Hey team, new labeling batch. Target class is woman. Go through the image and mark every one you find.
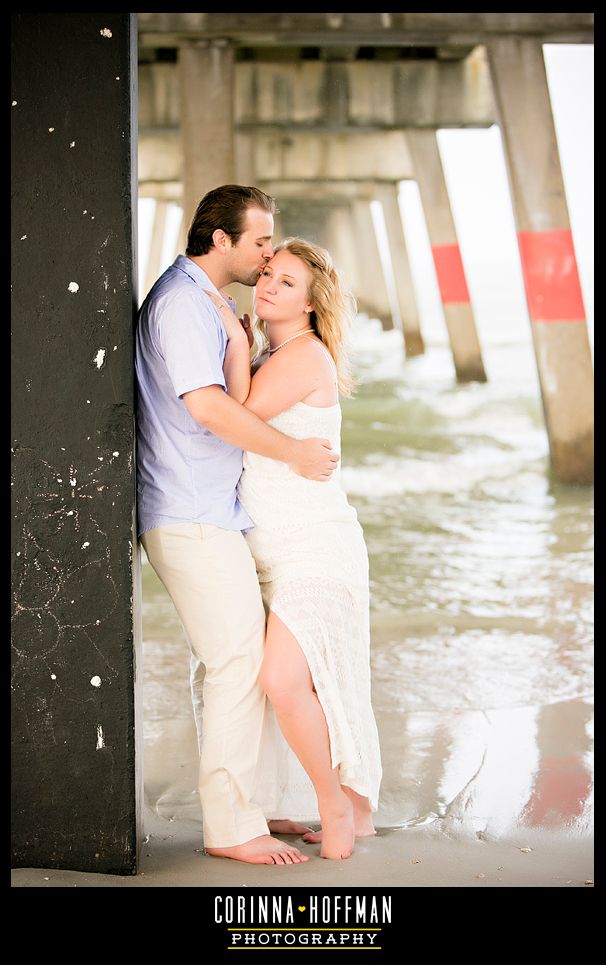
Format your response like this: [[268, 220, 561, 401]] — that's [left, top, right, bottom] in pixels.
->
[[208, 238, 382, 859]]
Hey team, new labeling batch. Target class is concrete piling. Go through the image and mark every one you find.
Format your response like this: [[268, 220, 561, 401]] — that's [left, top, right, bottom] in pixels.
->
[[487, 37, 593, 483], [407, 129, 487, 382]]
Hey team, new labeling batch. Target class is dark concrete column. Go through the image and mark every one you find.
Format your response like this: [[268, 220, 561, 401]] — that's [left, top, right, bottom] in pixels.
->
[[487, 38, 593, 484], [11, 12, 141, 874], [407, 129, 487, 382], [179, 40, 235, 236]]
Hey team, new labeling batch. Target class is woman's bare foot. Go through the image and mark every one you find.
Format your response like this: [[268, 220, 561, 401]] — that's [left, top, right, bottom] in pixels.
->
[[206, 834, 309, 865], [268, 820, 314, 836], [304, 791, 375, 844], [302, 826, 375, 844], [318, 799, 355, 860]]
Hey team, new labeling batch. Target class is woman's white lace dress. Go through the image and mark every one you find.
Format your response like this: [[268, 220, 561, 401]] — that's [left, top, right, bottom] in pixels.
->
[[237, 397, 382, 822]]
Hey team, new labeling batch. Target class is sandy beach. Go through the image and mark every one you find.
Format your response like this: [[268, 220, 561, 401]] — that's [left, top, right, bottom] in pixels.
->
[[11, 696, 593, 889]]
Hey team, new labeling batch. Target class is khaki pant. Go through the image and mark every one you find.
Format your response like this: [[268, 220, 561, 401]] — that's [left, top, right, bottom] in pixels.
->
[[141, 522, 269, 848]]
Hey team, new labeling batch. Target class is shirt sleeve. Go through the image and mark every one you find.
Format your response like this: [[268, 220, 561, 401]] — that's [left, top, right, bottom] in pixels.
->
[[157, 288, 227, 397]]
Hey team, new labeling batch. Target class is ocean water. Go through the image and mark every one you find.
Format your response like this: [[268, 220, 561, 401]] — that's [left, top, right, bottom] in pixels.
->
[[344, 319, 593, 715]]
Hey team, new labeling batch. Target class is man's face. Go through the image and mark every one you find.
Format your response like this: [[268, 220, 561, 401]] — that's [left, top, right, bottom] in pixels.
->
[[227, 207, 274, 286]]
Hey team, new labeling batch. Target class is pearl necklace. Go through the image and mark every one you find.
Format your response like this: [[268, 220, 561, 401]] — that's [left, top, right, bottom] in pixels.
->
[[268, 328, 314, 353]]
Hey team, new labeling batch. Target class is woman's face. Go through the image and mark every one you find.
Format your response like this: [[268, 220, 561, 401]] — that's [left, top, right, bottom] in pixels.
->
[[254, 249, 312, 324]]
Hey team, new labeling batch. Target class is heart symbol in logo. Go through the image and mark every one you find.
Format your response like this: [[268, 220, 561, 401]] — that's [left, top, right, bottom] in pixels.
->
[[298, 905, 306, 912]]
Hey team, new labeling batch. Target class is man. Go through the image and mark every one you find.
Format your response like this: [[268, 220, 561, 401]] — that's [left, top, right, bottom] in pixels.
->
[[135, 185, 338, 865]]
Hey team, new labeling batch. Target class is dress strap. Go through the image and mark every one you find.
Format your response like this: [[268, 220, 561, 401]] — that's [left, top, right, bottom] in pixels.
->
[[304, 337, 338, 387]]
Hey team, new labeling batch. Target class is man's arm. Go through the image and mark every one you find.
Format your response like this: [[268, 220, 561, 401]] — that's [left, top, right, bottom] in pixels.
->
[[182, 385, 339, 480]]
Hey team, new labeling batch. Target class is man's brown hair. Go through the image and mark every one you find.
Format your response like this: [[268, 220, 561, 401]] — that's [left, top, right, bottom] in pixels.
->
[[185, 184, 278, 256]]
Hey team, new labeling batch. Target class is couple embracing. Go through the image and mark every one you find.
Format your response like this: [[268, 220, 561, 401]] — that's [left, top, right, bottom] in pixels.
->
[[135, 184, 382, 865]]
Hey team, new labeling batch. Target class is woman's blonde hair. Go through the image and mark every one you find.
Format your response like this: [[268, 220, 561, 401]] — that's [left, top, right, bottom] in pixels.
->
[[252, 237, 357, 398]]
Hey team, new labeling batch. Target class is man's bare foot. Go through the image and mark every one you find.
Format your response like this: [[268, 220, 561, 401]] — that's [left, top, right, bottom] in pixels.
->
[[319, 800, 355, 860], [206, 834, 310, 865], [268, 820, 314, 836]]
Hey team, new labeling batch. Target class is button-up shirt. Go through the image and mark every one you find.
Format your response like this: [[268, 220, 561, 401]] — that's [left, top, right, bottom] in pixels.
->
[[135, 255, 253, 537]]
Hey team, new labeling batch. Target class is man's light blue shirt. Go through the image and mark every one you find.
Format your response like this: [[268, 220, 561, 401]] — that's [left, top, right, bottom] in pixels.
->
[[135, 255, 253, 537]]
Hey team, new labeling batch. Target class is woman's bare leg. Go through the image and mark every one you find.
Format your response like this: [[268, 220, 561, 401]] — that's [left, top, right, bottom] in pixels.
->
[[262, 611, 355, 860]]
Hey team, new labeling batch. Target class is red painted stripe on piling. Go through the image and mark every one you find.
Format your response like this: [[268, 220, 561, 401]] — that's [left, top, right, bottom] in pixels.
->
[[431, 244, 470, 304], [517, 229, 585, 322]]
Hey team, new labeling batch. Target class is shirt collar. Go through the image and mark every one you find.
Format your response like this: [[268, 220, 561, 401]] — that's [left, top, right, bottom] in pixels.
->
[[173, 254, 221, 296]]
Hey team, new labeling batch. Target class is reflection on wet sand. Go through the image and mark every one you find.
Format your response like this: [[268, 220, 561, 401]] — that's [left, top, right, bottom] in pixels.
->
[[377, 700, 593, 841], [523, 701, 593, 831]]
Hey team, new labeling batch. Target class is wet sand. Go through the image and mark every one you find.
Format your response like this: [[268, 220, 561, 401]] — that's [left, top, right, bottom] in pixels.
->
[[12, 698, 593, 888]]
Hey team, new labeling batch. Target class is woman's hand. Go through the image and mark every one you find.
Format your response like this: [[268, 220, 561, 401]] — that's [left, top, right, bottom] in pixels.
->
[[205, 290, 252, 403], [205, 290, 253, 347], [238, 312, 254, 349]]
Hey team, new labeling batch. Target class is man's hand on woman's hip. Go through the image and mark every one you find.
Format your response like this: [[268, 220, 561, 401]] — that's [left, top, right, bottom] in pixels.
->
[[287, 437, 340, 481]]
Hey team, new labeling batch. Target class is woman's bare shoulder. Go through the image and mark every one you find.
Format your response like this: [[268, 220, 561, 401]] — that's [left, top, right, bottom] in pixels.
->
[[268, 337, 335, 394]]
